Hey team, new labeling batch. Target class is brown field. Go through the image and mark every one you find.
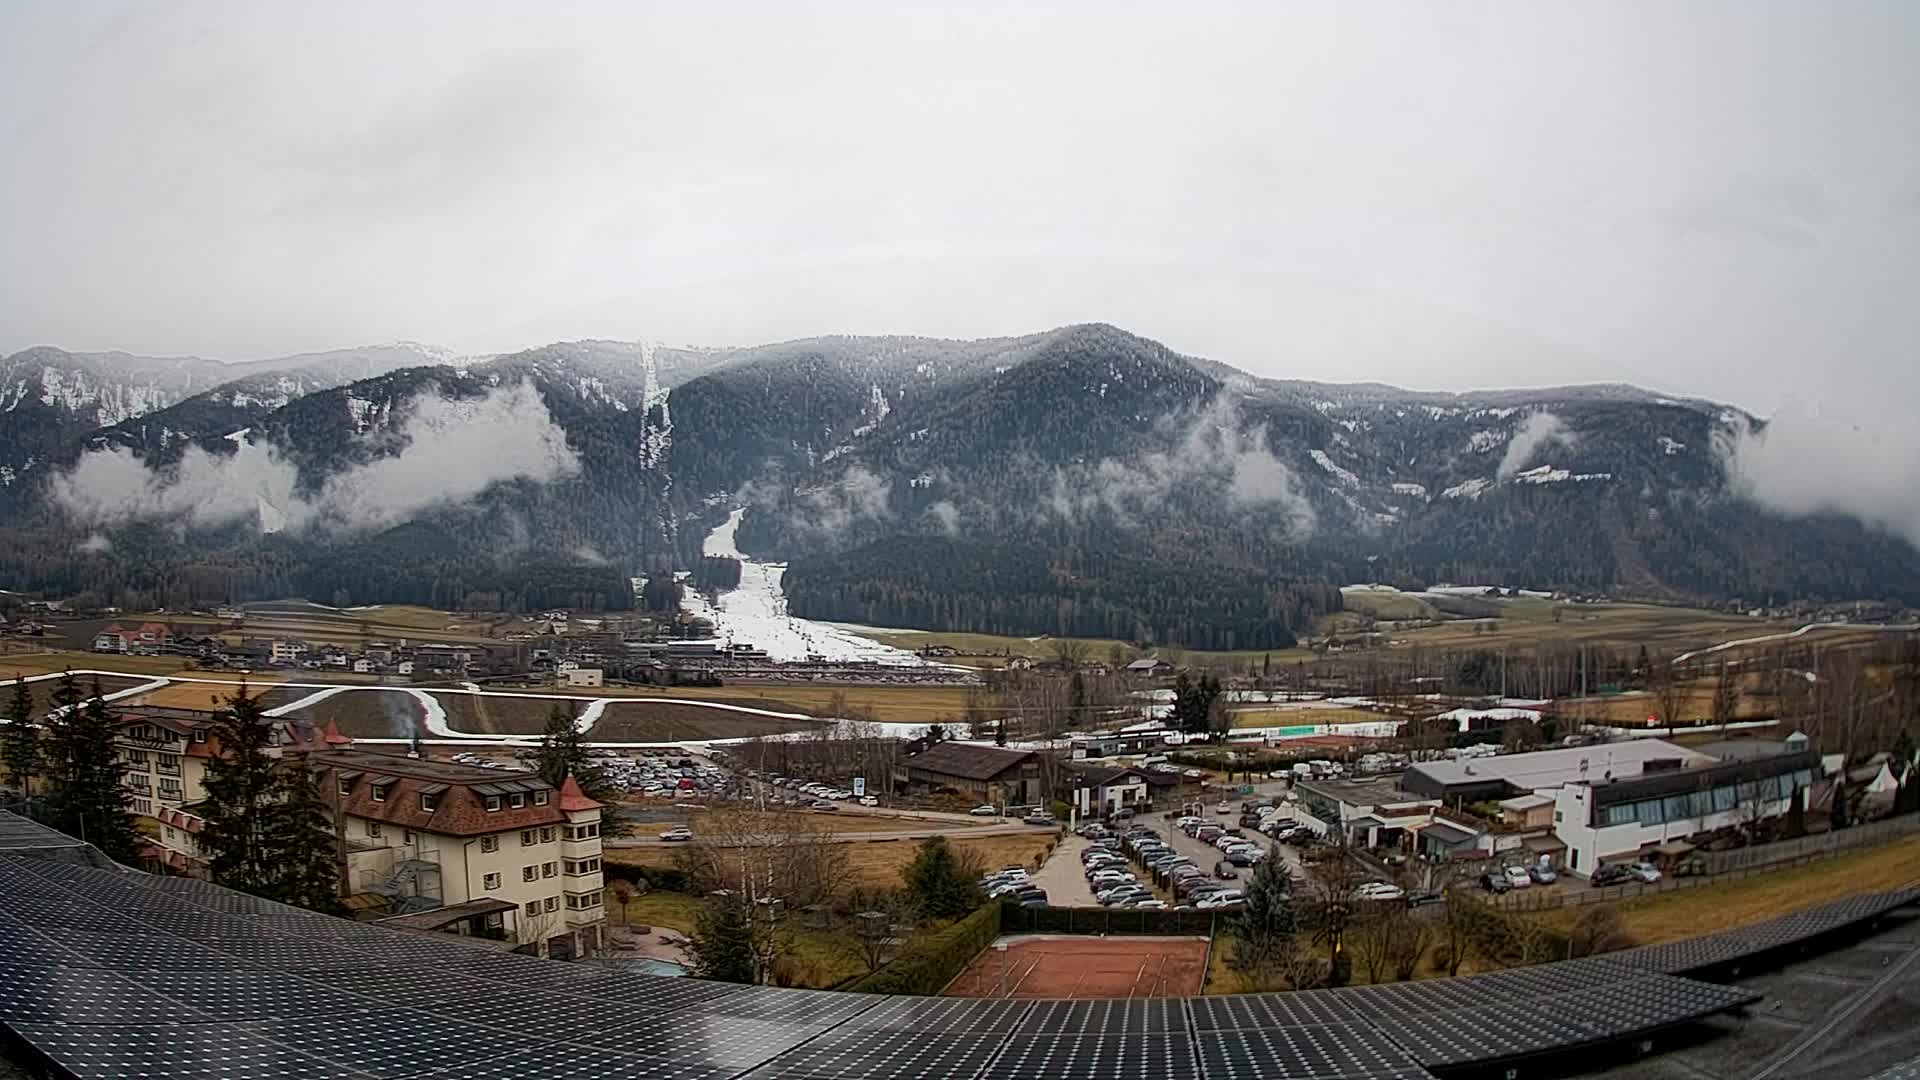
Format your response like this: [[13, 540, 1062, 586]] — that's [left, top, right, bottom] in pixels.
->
[[1230, 706, 1396, 729], [124, 677, 288, 710], [490, 683, 980, 725], [283, 690, 430, 740], [587, 701, 827, 743], [947, 936, 1209, 999], [430, 693, 562, 736], [5, 675, 151, 718], [1389, 600, 1786, 654]]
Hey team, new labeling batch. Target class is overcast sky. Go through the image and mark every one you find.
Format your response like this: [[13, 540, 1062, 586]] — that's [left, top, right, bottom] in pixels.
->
[[2, 2, 1915, 415]]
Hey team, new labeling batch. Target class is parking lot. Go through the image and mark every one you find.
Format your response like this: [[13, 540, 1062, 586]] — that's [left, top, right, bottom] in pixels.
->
[[1031, 836, 1101, 906]]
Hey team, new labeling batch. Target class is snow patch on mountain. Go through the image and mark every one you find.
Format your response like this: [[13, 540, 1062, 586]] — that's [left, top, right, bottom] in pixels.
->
[[1391, 482, 1429, 498], [1442, 477, 1493, 500], [1309, 449, 1360, 487], [1658, 436, 1686, 456]]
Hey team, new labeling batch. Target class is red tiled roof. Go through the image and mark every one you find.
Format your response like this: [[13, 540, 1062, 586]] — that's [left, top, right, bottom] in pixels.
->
[[556, 775, 601, 812], [318, 754, 566, 837]]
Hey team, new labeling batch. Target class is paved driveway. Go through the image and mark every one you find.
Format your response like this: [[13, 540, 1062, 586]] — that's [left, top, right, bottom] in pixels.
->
[[1031, 836, 1100, 906]]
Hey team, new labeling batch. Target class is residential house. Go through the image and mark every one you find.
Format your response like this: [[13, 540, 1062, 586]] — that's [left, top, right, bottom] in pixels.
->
[[1069, 766, 1152, 818], [894, 743, 1047, 807], [353, 659, 376, 674], [1294, 776, 1442, 851], [560, 667, 604, 689], [270, 639, 309, 664], [1125, 657, 1174, 677], [92, 624, 130, 653]]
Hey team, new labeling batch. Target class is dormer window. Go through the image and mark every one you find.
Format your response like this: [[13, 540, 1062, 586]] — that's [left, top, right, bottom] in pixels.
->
[[533, 791, 549, 807], [193, 730, 208, 743], [371, 778, 395, 803], [484, 795, 501, 812], [420, 793, 439, 812], [338, 779, 353, 796], [509, 793, 525, 809]]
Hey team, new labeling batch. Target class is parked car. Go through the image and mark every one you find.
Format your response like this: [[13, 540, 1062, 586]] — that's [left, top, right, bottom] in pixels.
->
[[1405, 889, 1445, 908], [1590, 864, 1633, 887], [1214, 861, 1238, 880], [1503, 865, 1532, 889], [969, 805, 999, 817], [658, 826, 693, 842], [809, 799, 838, 811], [1195, 891, 1245, 909], [1355, 882, 1406, 902], [1214, 802, 1233, 815], [1480, 872, 1512, 894], [1528, 864, 1557, 884], [1625, 862, 1663, 883], [858, 796, 879, 807], [1022, 813, 1056, 827]]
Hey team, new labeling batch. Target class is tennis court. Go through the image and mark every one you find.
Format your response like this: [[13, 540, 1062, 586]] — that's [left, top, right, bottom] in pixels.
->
[[943, 935, 1208, 999]]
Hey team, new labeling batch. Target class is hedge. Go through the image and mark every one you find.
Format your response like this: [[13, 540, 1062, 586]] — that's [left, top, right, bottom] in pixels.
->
[[844, 903, 1002, 995], [604, 861, 690, 894], [1000, 902, 1217, 937]]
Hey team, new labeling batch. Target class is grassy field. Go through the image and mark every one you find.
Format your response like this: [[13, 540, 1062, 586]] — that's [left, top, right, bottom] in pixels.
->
[[610, 890, 878, 988], [0, 650, 191, 678], [1339, 589, 1442, 621], [612, 831, 1057, 892], [1388, 600, 1781, 654], [1528, 835, 1920, 943], [125, 677, 288, 709]]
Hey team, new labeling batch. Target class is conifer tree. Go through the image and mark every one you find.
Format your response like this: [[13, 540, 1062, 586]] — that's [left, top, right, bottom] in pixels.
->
[[526, 703, 626, 835], [37, 672, 82, 788], [199, 689, 285, 895], [1, 676, 39, 798], [687, 894, 758, 983], [60, 683, 136, 861], [267, 761, 345, 914]]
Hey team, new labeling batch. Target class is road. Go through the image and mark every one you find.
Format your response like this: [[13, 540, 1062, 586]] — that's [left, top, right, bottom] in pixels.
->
[[1032, 836, 1100, 905], [609, 819, 1049, 848]]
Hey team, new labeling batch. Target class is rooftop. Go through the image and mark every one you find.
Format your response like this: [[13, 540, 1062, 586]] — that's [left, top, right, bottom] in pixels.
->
[[900, 741, 1038, 781], [1297, 774, 1435, 810], [1407, 739, 1714, 794]]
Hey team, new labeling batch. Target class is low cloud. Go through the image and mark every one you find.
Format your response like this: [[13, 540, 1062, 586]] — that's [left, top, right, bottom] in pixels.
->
[[785, 465, 895, 540], [1720, 405, 1920, 548], [570, 544, 609, 565], [1498, 411, 1576, 479], [1051, 396, 1316, 536], [52, 380, 579, 534], [75, 533, 112, 554], [927, 500, 961, 536]]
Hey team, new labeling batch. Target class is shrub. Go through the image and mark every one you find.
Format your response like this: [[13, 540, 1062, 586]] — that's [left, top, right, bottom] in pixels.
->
[[845, 903, 1002, 995]]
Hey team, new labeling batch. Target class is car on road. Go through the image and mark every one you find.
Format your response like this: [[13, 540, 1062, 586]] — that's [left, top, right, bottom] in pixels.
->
[[1214, 802, 1232, 815], [1479, 871, 1511, 894], [1195, 890, 1245, 909], [1503, 865, 1532, 889], [1528, 864, 1557, 884], [658, 827, 693, 842], [809, 799, 838, 811], [1355, 882, 1406, 902], [1625, 862, 1663, 883], [1023, 813, 1056, 827], [970, 805, 999, 817], [858, 796, 878, 807]]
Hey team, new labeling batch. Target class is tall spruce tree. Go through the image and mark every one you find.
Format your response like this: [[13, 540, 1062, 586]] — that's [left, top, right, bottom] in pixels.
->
[[60, 684, 137, 860], [267, 761, 345, 914], [687, 895, 758, 983], [527, 703, 627, 835], [199, 690, 286, 895], [1, 675, 39, 798], [37, 672, 83, 790]]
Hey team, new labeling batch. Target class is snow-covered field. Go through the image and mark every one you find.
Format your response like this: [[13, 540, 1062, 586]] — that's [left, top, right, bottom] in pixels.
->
[[686, 510, 929, 666]]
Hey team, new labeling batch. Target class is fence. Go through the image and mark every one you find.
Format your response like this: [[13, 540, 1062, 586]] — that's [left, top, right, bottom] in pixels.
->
[[999, 901, 1218, 937], [1487, 813, 1920, 914]]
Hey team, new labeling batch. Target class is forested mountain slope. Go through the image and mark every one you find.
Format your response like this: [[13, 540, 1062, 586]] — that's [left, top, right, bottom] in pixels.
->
[[2, 323, 1915, 636]]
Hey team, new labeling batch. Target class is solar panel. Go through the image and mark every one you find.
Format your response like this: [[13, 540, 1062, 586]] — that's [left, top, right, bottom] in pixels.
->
[[266, 1011, 546, 1077], [1015, 998, 1185, 1035], [420, 989, 647, 1043], [836, 995, 1033, 1034], [984, 1032, 1198, 1080], [4, 1021, 364, 1079], [410, 1042, 730, 1080], [570, 1013, 827, 1074], [1197, 1023, 1431, 1080], [738, 1030, 1011, 1079], [1187, 990, 1362, 1031], [692, 986, 885, 1026], [0, 963, 210, 1025], [33, 927, 242, 970], [131, 969, 388, 1021]]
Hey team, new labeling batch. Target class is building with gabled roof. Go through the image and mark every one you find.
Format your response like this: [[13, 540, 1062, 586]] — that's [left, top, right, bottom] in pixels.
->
[[894, 742, 1047, 806]]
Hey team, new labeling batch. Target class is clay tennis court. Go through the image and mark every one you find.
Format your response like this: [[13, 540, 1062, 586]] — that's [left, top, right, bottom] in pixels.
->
[[944, 936, 1208, 999]]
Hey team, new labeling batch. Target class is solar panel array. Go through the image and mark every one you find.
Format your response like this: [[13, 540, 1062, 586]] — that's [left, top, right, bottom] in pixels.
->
[[1612, 886, 1920, 975], [7, 824, 1896, 1080]]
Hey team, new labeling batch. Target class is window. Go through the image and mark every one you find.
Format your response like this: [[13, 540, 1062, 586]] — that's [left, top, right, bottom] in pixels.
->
[[420, 793, 439, 813], [566, 892, 604, 910], [367, 822, 383, 838], [1662, 795, 1690, 822], [158, 779, 182, 798], [480, 836, 499, 853], [130, 799, 151, 816], [485, 913, 503, 930], [483, 873, 501, 890], [338, 778, 353, 796], [164, 827, 175, 842], [541, 861, 557, 879], [543, 896, 559, 913], [565, 858, 601, 875], [509, 793, 525, 809], [520, 830, 536, 847], [1553, 810, 1563, 823], [565, 823, 601, 841], [193, 730, 208, 743], [522, 865, 537, 882], [525, 901, 539, 917], [403, 829, 416, 844], [1712, 785, 1736, 813], [484, 795, 501, 812], [372, 783, 389, 803], [533, 791, 549, 807], [539, 827, 555, 843], [124, 750, 148, 767]]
